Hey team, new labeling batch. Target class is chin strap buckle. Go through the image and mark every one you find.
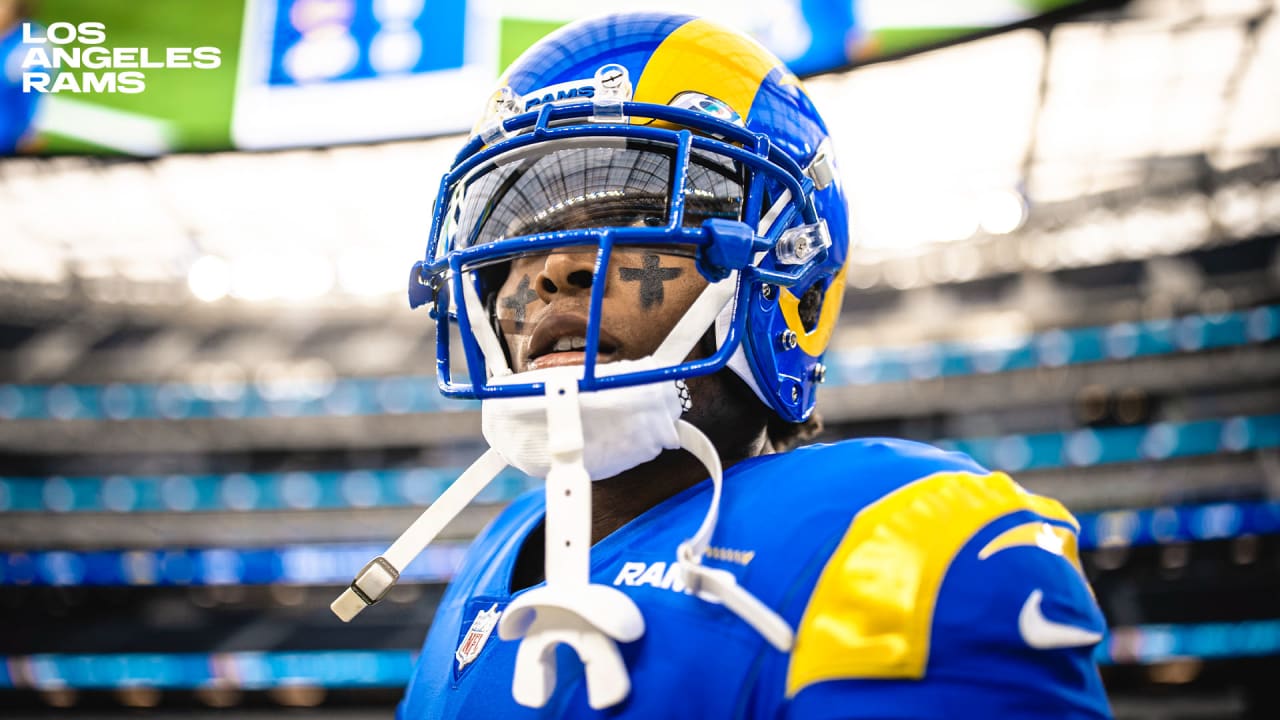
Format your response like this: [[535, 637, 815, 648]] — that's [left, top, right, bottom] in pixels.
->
[[331, 556, 399, 622], [331, 448, 508, 623]]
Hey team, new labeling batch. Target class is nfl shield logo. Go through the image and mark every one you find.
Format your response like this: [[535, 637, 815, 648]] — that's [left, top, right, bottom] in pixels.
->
[[455, 603, 502, 669]]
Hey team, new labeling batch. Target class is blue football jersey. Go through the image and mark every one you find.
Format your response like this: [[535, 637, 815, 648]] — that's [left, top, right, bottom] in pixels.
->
[[399, 438, 1112, 719]]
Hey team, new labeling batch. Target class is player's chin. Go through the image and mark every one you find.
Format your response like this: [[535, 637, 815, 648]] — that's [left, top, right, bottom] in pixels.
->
[[525, 351, 619, 371]]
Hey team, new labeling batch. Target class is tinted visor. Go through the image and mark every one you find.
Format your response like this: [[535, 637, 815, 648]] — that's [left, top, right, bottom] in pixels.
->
[[442, 138, 745, 252]]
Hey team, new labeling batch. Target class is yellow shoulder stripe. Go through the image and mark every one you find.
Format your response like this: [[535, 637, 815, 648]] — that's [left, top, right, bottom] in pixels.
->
[[786, 471, 1078, 697]]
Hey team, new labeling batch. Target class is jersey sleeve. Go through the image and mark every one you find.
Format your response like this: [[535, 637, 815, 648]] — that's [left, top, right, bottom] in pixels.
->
[[783, 470, 1112, 720]]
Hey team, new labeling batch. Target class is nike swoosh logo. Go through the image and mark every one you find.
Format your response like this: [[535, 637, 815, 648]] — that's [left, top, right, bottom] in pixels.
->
[[1018, 589, 1103, 649]]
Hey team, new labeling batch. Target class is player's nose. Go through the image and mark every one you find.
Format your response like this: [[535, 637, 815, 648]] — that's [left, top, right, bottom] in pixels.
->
[[535, 251, 597, 303]]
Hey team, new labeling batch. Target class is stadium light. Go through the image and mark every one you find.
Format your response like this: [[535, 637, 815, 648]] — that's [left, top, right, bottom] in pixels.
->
[[978, 188, 1028, 235], [187, 255, 231, 302]]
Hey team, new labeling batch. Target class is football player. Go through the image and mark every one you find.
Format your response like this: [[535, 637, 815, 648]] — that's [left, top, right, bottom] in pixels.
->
[[334, 12, 1113, 718]]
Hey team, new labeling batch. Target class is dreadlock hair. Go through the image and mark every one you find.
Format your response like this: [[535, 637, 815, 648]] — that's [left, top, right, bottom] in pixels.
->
[[767, 411, 823, 452]]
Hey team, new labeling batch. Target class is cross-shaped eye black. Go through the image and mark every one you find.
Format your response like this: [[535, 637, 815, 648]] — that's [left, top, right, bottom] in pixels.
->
[[499, 275, 539, 327], [619, 254, 683, 310]]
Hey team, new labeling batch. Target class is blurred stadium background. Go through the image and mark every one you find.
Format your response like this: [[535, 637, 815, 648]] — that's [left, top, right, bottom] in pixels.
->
[[2, 0, 1279, 717]]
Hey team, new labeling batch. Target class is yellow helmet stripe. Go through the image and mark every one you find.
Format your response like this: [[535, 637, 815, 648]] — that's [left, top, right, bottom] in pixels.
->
[[634, 18, 777, 117], [777, 264, 847, 357]]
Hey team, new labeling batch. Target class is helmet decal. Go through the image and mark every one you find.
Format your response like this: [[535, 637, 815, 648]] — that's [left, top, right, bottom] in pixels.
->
[[632, 17, 776, 115]]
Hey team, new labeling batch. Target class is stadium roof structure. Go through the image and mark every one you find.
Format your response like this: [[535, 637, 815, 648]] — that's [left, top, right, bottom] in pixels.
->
[[0, 0, 1275, 307], [0, 0, 1275, 393]]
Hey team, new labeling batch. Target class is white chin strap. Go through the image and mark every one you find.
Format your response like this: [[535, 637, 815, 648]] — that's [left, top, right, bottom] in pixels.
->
[[331, 274, 793, 710], [673, 420, 795, 653]]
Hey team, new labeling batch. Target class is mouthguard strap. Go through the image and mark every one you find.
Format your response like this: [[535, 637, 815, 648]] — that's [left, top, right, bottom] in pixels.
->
[[541, 370, 592, 584], [500, 370, 646, 710]]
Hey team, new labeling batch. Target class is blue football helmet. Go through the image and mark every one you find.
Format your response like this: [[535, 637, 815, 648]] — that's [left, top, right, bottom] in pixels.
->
[[410, 12, 849, 423]]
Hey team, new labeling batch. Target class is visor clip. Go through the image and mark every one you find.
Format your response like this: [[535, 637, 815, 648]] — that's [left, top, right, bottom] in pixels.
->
[[775, 220, 831, 265], [590, 64, 632, 123], [479, 86, 521, 144]]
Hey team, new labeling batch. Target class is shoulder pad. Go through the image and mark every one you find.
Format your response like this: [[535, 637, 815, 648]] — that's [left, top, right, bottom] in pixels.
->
[[786, 470, 1081, 696]]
